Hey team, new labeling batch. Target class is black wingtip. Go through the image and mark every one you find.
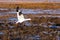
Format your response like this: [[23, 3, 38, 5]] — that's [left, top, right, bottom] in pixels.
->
[[19, 11, 22, 15], [16, 6, 19, 12]]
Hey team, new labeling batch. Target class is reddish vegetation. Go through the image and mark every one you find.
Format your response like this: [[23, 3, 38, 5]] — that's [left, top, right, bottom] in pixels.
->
[[0, 3, 60, 9]]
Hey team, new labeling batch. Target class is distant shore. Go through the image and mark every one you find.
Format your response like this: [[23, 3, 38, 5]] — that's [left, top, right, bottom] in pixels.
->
[[0, 3, 60, 9]]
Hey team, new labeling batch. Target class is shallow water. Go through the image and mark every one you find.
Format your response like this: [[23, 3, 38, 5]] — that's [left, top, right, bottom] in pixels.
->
[[9, 9, 60, 14], [0, 8, 60, 15]]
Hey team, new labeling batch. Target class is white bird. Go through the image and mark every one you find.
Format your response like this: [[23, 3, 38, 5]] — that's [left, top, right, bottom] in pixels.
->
[[16, 7, 31, 23]]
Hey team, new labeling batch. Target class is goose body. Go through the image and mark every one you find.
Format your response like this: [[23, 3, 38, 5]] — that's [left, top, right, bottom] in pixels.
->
[[16, 7, 31, 23]]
